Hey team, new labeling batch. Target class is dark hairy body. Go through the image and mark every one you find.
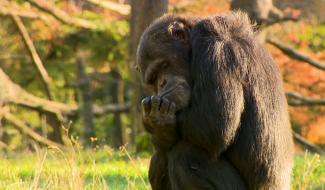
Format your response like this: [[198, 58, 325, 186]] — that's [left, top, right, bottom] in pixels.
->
[[136, 11, 293, 190]]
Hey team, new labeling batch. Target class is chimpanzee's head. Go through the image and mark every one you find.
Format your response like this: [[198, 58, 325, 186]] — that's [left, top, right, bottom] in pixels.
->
[[136, 15, 196, 111]]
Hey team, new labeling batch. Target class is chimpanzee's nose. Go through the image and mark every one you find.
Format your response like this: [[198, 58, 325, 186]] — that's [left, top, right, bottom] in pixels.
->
[[159, 79, 167, 89]]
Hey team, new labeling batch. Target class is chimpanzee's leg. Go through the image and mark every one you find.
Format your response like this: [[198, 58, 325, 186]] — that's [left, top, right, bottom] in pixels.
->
[[149, 151, 172, 190], [168, 142, 247, 190]]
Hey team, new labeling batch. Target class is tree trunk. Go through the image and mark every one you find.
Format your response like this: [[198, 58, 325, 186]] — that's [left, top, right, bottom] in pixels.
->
[[0, 103, 4, 143], [110, 69, 127, 148], [231, 0, 283, 24], [45, 112, 63, 143], [129, 0, 168, 147], [117, 74, 128, 146], [77, 57, 95, 145]]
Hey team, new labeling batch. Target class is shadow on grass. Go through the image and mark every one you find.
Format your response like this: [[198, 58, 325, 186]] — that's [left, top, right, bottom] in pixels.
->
[[84, 174, 148, 189]]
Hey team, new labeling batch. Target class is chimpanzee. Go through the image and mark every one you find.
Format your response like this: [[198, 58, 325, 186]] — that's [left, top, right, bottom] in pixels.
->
[[136, 11, 293, 190]]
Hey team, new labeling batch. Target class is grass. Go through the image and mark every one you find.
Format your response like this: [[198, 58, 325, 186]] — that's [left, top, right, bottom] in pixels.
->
[[0, 146, 324, 190], [0, 146, 150, 190], [292, 153, 325, 190]]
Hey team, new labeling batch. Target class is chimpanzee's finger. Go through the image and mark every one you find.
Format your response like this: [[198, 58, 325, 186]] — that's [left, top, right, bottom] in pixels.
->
[[160, 97, 170, 114], [150, 96, 161, 114], [141, 97, 151, 115]]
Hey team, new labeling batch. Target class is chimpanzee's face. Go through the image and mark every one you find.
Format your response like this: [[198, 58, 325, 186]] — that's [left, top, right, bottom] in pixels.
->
[[136, 16, 193, 111]]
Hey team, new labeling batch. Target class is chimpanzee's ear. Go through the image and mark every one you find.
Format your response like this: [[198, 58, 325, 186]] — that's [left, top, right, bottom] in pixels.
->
[[168, 21, 190, 41]]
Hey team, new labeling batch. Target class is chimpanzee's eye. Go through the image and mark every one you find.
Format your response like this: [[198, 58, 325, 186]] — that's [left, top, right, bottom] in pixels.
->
[[162, 62, 169, 69], [148, 74, 157, 85]]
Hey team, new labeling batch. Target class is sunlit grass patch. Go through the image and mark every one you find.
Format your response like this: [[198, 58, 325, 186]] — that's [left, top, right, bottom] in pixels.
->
[[292, 153, 325, 190], [0, 146, 150, 190], [0, 148, 324, 190]]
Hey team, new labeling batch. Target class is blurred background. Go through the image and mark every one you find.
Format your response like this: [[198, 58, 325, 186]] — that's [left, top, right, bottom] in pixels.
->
[[0, 0, 324, 189]]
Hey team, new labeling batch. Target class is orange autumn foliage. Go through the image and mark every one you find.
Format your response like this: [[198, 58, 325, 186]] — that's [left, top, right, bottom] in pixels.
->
[[306, 117, 325, 144], [31, 0, 325, 145], [268, 42, 325, 145]]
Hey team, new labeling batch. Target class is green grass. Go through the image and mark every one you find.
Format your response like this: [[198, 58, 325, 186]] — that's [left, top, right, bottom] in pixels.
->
[[0, 147, 324, 190], [0, 146, 150, 190], [292, 153, 325, 190]]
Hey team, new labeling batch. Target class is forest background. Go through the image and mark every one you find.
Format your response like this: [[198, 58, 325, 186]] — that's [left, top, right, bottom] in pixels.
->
[[0, 0, 324, 189]]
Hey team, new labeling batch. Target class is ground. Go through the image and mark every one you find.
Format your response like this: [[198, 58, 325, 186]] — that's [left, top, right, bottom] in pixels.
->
[[0, 147, 324, 190]]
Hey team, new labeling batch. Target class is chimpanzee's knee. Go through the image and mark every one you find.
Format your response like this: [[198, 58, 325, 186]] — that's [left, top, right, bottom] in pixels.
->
[[167, 142, 247, 190]]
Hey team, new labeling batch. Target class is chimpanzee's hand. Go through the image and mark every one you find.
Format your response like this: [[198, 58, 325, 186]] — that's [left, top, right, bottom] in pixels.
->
[[141, 96, 178, 151], [141, 96, 176, 129]]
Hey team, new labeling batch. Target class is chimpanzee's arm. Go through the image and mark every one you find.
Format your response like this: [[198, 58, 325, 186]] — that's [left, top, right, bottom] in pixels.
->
[[178, 19, 244, 156]]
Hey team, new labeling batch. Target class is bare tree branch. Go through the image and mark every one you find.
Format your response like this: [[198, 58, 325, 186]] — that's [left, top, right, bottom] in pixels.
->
[[86, 0, 130, 15], [11, 14, 53, 99], [4, 112, 64, 149], [262, 15, 299, 27], [93, 103, 130, 116], [293, 131, 324, 154], [26, 0, 97, 29], [287, 91, 325, 106], [267, 37, 325, 71], [0, 141, 9, 150], [0, 0, 39, 18], [0, 67, 74, 117], [0, 0, 54, 28], [0, 68, 129, 116]]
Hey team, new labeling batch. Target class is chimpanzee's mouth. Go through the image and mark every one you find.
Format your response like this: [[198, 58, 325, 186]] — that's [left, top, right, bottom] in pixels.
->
[[158, 83, 180, 98]]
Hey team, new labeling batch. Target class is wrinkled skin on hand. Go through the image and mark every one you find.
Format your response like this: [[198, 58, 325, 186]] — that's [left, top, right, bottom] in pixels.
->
[[141, 96, 177, 151], [142, 96, 176, 128]]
